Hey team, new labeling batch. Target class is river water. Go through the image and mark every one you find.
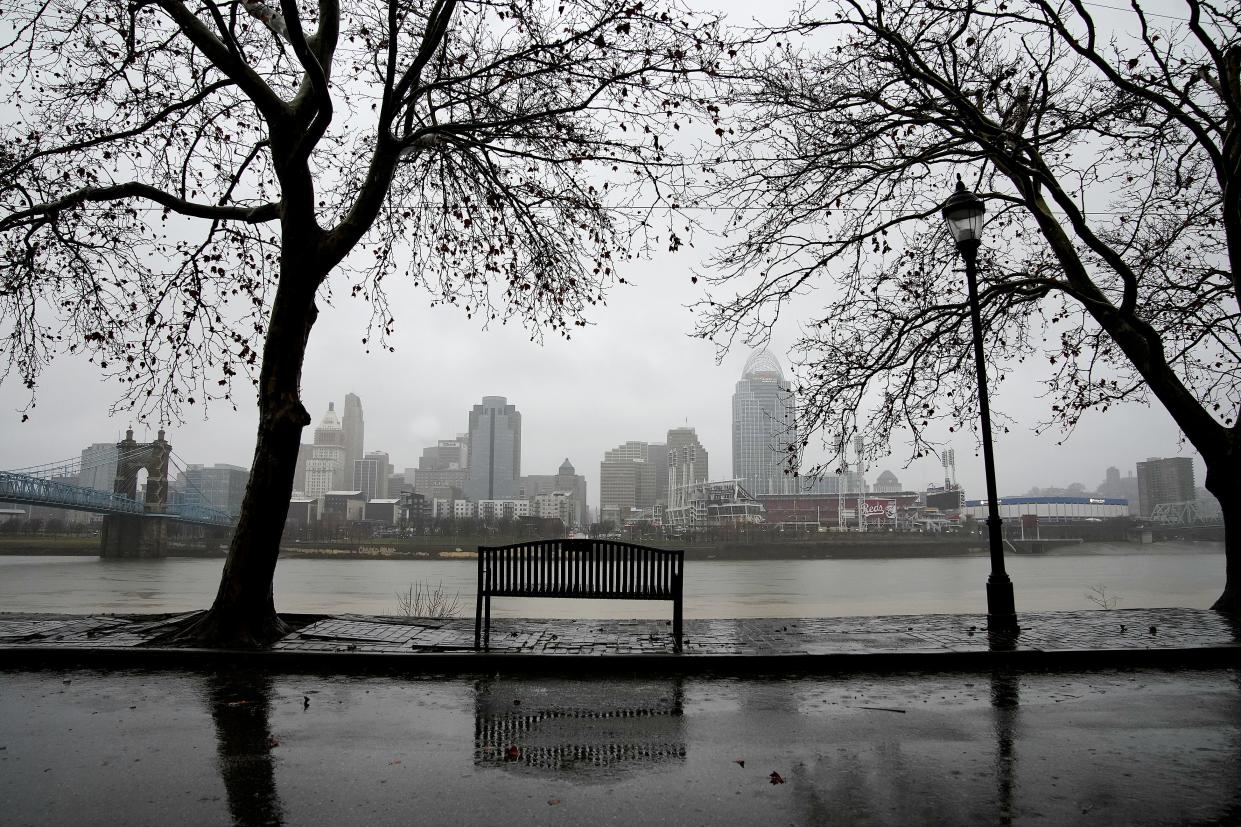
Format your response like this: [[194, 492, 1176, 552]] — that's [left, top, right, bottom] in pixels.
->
[[0, 541, 1225, 618]]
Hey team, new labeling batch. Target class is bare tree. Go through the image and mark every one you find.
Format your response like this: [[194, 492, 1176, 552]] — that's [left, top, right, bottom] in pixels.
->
[[0, 0, 722, 644], [697, 0, 1241, 610]]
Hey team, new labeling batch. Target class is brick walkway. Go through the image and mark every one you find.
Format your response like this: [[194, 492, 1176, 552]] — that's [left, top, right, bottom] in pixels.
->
[[1, 607, 1238, 664]]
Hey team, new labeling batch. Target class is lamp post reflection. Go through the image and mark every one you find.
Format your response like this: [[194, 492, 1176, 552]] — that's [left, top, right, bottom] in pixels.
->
[[990, 667, 1020, 826]]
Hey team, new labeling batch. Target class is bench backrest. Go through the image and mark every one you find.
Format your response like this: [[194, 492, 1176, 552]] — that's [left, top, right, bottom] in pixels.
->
[[478, 539, 683, 599]]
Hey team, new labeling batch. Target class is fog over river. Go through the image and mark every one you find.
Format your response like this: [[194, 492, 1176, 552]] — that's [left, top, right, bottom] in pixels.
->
[[0, 541, 1224, 617]]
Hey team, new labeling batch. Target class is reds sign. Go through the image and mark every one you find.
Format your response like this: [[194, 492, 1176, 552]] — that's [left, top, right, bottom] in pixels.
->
[[863, 499, 896, 519]]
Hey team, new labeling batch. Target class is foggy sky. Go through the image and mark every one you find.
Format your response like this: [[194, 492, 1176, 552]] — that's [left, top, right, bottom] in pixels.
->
[[0, 1, 1208, 509], [0, 236, 1202, 510]]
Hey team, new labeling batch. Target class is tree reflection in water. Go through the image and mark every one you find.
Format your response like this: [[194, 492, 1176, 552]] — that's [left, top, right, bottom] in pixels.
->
[[206, 669, 284, 826]]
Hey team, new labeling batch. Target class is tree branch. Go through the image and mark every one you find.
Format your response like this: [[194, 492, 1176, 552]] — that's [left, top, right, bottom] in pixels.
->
[[1, 183, 279, 230]]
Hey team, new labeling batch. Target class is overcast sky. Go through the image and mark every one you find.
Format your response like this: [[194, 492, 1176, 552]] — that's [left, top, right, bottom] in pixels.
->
[[0, 0, 1209, 509], [0, 231, 1202, 510]]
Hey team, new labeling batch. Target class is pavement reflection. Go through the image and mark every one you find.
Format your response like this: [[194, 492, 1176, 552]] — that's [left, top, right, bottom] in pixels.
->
[[991, 668, 1019, 826], [3, 666, 1241, 825], [472, 676, 687, 780], [206, 669, 284, 826]]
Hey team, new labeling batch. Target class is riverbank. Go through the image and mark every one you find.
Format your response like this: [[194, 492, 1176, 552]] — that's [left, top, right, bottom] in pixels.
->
[[0, 536, 98, 555], [0, 533, 1197, 560], [277, 534, 1020, 561], [0, 534, 998, 560]]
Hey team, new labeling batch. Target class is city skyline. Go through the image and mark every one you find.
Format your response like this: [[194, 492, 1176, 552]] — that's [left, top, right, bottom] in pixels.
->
[[0, 250, 1205, 512]]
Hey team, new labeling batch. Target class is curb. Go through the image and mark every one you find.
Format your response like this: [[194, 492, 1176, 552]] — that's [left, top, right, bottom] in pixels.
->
[[2, 643, 1238, 676]]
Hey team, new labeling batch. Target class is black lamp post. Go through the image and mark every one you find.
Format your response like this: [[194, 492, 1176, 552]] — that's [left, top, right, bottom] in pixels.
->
[[942, 178, 1019, 635]]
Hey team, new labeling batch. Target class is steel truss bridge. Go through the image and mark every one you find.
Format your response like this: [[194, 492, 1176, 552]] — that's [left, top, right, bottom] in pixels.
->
[[1, 441, 233, 528], [0, 471, 231, 526], [1149, 500, 1224, 528]]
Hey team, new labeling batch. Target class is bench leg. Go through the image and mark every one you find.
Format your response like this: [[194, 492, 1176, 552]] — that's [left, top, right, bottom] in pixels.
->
[[673, 595, 683, 652], [484, 595, 492, 650], [475, 591, 483, 650]]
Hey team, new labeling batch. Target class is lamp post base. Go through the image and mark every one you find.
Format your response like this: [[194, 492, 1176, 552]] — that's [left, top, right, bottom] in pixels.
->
[[986, 577, 1019, 634]]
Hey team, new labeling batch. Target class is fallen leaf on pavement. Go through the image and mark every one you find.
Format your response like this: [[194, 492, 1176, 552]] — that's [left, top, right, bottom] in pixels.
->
[[770, 771, 785, 785], [734, 759, 745, 768]]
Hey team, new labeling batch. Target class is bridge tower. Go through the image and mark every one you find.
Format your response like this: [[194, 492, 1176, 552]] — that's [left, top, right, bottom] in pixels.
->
[[100, 429, 172, 558]]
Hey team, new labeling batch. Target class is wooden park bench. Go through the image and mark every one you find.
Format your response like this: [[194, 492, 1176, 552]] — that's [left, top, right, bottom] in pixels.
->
[[474, 538, 684, 651]]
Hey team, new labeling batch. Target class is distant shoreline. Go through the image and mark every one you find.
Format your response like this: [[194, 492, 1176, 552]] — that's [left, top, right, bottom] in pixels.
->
[[0, 536, 1224, 561]]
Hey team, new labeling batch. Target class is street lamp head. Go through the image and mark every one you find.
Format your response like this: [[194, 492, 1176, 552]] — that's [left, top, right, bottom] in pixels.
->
[[942, 177, 986, 248]]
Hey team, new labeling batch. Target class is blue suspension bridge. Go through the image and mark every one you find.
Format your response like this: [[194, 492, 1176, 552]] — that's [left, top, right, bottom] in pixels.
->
[[1, 430, 234, 557]]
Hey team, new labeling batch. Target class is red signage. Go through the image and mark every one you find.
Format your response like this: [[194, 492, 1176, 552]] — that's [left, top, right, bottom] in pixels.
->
[[863, 499, 896, 519]]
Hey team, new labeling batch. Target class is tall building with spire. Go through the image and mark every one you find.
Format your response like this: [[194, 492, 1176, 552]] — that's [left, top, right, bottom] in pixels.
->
[[732, 348, 798, 495], [305, 402, 347, 497], [465, 396, 521, 501], [342, 393, 365, 480]]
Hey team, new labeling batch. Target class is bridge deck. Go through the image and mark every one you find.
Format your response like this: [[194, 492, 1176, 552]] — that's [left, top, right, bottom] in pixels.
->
[[0, 471, 231, 526]]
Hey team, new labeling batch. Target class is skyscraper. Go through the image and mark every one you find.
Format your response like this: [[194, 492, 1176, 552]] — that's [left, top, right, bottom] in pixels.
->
[[555, 458, 588, 527], [183, 464, 250, 516], [418, 438, 467, 471], [1136, 457, 1195, 517], [342, 393, 365, 478], [666, 428, 707, 483], [355, 450, 393, 500], [517, 459, 589, 528], [600, 441, 657, 521], [305, 402, 347, 497], [78, 443, 119, 492], [732, 348, 798, 495], [465, 396, 521, 501], [873, 470, 902, 493], [648, 442, 669, 504]]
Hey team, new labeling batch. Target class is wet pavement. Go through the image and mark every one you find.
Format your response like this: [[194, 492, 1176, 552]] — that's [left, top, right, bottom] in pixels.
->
[[1, 666, 1239, 825], [2, 609, 1240, 824], [0, 608, 1238, 671]]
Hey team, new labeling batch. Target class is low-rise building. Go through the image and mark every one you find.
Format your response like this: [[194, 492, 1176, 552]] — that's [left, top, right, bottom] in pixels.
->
[[322, 491, 366, 522], [532, 492, 578, 527], [400, 491, 429, 526], [962, 496, 1129, 523], [431, 498, 476, 519], [364, 498, 401, 525], [478, 499, 532, 521], [287, 497, 318, 526]]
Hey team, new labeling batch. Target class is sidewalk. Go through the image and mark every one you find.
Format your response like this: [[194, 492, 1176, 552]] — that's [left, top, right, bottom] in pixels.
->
[[2, 607, 1238, 671]]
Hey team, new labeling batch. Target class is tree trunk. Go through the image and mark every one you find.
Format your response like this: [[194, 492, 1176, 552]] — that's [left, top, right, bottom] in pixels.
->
[[1208, 452, 1241, 615], [176, 259, 322, 647]]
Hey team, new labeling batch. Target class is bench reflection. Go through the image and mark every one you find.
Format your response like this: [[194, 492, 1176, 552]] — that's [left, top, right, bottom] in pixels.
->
[[473, 677, 687, 776]]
